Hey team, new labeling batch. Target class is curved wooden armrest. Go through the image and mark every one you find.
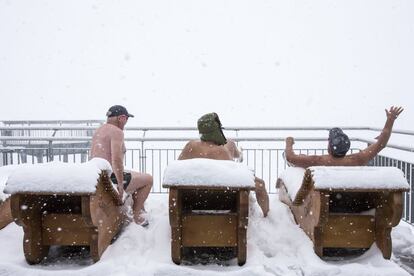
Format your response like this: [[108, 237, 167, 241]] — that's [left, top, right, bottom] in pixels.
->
[[292, 169, 314, 205], [99, 171, 123, 206]]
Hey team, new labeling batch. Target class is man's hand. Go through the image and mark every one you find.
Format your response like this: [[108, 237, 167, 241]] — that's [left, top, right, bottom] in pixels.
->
[[386, 106, 403, 121], [286, 137, 295, 147]]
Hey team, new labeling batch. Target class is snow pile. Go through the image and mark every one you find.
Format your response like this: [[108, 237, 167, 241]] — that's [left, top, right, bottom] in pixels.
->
[[3, 158, 112, 195], [0, 194, 410, 275], [163, 159, 255, 188], [278, 167, 306, 200], [311, 166, 410, 190]]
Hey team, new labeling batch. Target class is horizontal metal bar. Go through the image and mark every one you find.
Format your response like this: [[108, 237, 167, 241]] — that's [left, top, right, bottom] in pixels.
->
[[0, 136, 329, 142], [0, 126, 372, 131], [367, 127, 414, 136], [1, 126, 413, 136], [1, 135, 412, 151], [353, 138, 414, 152], [1, 120, 104, 125]]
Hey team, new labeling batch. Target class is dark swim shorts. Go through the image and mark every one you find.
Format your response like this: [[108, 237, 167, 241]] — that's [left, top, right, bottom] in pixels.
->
[[110, 172, 132, 190]]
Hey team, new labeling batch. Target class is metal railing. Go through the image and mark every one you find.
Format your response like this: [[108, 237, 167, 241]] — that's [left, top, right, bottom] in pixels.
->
[[0, 122, 413, 223]]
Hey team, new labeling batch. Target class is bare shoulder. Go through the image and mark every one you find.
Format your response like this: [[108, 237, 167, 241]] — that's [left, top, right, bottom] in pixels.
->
[[179, 140, 199, 160], [183, 140, 200, 149], [103, 124, 124, 139]]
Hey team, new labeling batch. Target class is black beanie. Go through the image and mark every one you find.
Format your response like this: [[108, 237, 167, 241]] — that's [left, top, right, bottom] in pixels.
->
[[328, 128, 350, 157]]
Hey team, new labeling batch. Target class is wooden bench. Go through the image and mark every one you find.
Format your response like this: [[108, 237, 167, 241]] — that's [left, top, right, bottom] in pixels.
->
[[4, 159, 125, 264], [0, 164, 19, 230], [276, 166, 409, 259], [163, 159, 255, 265], [0, 198, 12, 230]]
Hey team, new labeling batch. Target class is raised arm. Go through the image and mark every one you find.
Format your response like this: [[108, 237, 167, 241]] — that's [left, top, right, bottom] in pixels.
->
[[111, 130, 125, 199], [357, 106, 403, 164], [284, 137, 324, 168]]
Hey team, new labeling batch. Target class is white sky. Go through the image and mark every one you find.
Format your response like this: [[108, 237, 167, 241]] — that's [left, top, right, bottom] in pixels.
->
[[0, 0, 413, 129]]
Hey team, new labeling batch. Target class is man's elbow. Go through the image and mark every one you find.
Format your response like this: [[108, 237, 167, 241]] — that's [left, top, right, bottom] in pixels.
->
[[285, 151, 294, 163]]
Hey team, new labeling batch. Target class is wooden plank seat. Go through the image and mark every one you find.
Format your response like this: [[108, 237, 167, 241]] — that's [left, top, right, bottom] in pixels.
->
[[163, 159, 255, 266], [3, 158, 125, 264], [276, 166, 410, 259]]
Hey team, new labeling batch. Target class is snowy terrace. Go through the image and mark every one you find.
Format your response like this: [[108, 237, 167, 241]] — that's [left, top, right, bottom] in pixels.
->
[[1, 120, 414, 223], [1, 120, 414, 275]]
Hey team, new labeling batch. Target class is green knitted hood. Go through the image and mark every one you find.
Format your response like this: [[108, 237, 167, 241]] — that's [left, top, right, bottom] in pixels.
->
[[197, 113, 227, 146]]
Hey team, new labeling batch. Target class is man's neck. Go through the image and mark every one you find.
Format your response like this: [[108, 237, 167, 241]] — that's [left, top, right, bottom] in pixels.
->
[[200, 140, 220, 147], [107, 121, 122, 130]]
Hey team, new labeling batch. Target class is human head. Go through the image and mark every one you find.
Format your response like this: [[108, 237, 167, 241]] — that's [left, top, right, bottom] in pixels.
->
[[197, 112, 227, 145], [328, 127, 350, 157], [106, 105, 134, 130]]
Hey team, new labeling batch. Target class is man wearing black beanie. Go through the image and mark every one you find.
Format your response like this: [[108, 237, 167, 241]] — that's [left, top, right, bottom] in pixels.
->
[[284, 106, 403, 168]]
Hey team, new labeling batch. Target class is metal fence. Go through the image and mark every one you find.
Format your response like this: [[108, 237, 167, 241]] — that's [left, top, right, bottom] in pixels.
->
[[1, 122, 413, 223]]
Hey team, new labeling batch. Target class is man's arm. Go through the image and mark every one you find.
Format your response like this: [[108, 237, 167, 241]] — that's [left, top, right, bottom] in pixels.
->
[[111, 130, 125, 200], [284, 137, 324, 168], [224, 139, 241, 161], [357, 106, 403, 164]]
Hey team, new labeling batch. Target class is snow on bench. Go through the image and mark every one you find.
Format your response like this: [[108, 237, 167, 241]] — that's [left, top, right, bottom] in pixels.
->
[[278, 167, 305, 201], [310, 166, 409, 190], [279, 166, 409, 200], [163, 158, 255, 189], [3, 158, 112, 195], [0, 164, 22, 202]]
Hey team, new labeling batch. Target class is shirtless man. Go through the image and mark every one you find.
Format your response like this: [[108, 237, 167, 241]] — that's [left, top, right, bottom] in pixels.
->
[[90, 105, 153, 226], [285, 106, 404, 168], [179, 112, 269, 217]]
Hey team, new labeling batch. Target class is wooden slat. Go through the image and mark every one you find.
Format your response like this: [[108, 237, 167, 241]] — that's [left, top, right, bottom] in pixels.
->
[[42, 214, 94, 246], [182, 214, 238, 247], [322, 214, 375, 248], [163, 184, 255, 190], [0, 198, 13, 230], [42, 214, 91, 229]]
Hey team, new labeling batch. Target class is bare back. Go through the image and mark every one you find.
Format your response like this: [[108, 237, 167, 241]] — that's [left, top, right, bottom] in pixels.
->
[[90, 124, 125, 163], [178, 140, 233, 160], [287, 152, 366, 168]]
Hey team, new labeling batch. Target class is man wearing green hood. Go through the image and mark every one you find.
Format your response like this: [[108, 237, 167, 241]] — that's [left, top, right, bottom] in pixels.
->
[[179, 112, 269, 217]]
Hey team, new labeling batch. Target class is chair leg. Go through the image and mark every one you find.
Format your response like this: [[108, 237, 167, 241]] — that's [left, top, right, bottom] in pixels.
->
[[376, 227, 392, 259], [23, 223, 49, 264], [237, 228, 247, 265], [171, 227, 182, 264]]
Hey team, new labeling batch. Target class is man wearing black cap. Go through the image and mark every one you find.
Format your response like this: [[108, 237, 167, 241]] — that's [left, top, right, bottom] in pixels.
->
[[90, 105, 153, 226], [284, 106, 404, 168], [178, 112, 269, 217]]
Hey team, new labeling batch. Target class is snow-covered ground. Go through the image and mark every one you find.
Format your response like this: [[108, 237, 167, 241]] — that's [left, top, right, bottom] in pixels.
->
[[0, 193, 413, 276]]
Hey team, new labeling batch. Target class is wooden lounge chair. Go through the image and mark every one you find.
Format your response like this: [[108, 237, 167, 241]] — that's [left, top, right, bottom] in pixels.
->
[[276, 166, 409, 259], [4, 159, 125, 264], [0, 198, 13, 229], [163, 159, 255, 266], [0, 164, 19, 230]]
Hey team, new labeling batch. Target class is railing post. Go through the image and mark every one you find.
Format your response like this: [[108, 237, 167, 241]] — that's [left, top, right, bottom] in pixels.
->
[[48, 140, 54, 162], [140, 130, 147, 174], [366, 142, 376, 166]]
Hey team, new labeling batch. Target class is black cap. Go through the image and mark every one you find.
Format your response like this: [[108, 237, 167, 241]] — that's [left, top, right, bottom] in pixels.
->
[[328, 128, 350, 157], [106, 105, 134, 118]]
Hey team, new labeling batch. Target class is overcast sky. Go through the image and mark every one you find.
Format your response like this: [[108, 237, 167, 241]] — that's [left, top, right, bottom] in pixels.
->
[[0, 0, 413, 129]]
